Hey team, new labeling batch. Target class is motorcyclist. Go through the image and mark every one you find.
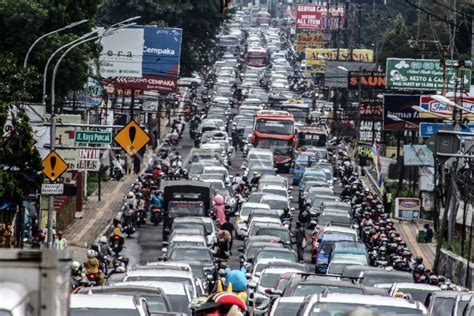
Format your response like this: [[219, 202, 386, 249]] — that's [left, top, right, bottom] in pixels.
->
[[84, 250, 104, 285], [214, 229, 232, 259], [250, 172, 261, 188], [99, 236, 113, 258], [280, 207, 292, 227], [298, 204, 311, 227], [112, 154, 124, 180], [150, 190, 164, 209]]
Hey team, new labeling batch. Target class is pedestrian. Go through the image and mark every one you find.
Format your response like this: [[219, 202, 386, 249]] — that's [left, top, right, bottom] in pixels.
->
[[53, 230, 68, 250], [298, 204, 311, 228], [424, 224, 434, 243], [214, 194, 226, 227], [294, 222, 306, 262], [133, 155, 141, 175], [220, 214, 234, 251]]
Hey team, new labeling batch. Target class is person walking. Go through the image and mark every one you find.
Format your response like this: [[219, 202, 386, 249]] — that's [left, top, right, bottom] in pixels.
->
[[53, 230, 68, 250], [424, 224, 434, 243], [294, 222, 306, 262], [214, 194, 226, 227]]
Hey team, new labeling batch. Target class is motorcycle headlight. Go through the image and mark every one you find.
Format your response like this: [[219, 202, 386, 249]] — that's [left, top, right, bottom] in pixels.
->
[[229, 198, 236, 206]]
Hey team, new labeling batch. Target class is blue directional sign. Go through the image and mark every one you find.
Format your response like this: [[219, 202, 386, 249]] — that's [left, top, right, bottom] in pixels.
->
[[419, 123, 474, 137]]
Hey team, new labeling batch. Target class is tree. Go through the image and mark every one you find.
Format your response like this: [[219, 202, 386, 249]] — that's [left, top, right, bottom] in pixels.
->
[[381, 14, 417, 62], [0, 0, 101, 104], [97, 0, 225, 76], [0, 54, 43, 206]]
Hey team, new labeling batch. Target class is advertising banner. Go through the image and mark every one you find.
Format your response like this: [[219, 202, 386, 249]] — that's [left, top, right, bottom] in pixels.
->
[[296, 4, 345, 31], [403, 145, 434, 166], [395, 197, 421, 220], [348, 71, 386, 90], [99, 26, 182, 79], [295, 33, 326, 52], [359, 99, 384, 143], [306, 48, 373, 73], [324, 61, 376, 88], [384, 95, 433, 131], [66, 77, 104, 107], [99, 28, 144, 78], [419, 95, 474, 119], [113, 76, 178, 93], [386, 58, 472, 91], [419, 122, 474, 137], [142, 27, 182, 77]]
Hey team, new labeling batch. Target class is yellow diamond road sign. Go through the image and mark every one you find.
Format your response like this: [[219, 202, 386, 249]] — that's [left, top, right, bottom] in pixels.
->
[[42, 151, 69, 182], [114, 120, 150, 156]]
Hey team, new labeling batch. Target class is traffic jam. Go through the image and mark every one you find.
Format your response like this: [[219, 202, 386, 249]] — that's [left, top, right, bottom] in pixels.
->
[[69, 8, 472, 316]]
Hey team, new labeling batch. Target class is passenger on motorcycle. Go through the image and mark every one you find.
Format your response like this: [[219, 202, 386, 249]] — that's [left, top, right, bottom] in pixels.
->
[[84, 250, 104, 285], [151, 190, 164, 209]]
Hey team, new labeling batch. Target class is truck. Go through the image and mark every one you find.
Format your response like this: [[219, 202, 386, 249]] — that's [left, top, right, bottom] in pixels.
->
[[0, 249, 71, 316]]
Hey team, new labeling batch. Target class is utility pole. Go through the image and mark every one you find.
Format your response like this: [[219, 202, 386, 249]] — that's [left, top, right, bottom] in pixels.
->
[[441, 46, 447, 96]]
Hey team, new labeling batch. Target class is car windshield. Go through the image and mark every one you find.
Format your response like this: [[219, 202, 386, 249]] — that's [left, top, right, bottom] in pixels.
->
[[257, 228, 289, 243], [260, 272, 281, 288], [332, 254, 367, 265], [262, 188, 286, 197], [249, 153, 273, 161], [256, 138, 292, 156], [294, 284, 363, 296], [189, 164, 204, 174], [400, 288, 432, 304], [328, 263, 350, 275], [167, 294, 190, 314], [169, 201, 205, 217], [242, 207, 264, 217], [323, 232, 355, 241], [71, 309, 140, 316], [296, 155, 316, 167], [174, 223, 206, 233], [237, 119, 254, 129], [256, 250, 296, 262], [318, 215, 351, 226], [261, 198, 287, 210], [309, 302, 423, 315], [273, 302, 302, 316], [170, 248, 212, 262], [361, 273, 413, 286], [209, 181, 225, 189], [432, 297, 456, 316]]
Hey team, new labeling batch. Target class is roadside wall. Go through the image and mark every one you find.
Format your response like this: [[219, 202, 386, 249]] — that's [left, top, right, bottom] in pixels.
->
[[437, 248, 474, 290]]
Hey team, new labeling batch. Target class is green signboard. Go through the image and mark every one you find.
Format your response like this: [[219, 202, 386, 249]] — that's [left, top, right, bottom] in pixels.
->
[[75, 131, 112, 144], [386, 58, 471, 92]]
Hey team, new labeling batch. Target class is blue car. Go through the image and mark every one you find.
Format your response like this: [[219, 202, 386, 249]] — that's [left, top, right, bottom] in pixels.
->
[[315, 235, 354, 274], [298, 167, 327, 192], [292, 152, 317, 185]]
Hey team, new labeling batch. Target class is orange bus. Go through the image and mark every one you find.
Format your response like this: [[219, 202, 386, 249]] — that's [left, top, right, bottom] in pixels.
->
[[245, 46, 269, 68], [251, 110, 296, 172]]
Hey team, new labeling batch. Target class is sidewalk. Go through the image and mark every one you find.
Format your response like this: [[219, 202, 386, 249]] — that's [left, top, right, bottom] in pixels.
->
[[395, 221, 436, 270], [65, 116, 174, 261], [64, 175, 137, 261]]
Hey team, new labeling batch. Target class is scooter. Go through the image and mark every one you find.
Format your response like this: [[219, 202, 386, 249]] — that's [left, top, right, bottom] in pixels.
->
[[111, 235, 124, 255]]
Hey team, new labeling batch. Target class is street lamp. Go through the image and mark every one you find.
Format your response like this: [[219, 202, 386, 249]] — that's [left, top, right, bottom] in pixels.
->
[[44, 19, 139, 247], [431, 94, 474, 114], [23, 19, 88, 68], [387, 114, 418, 127]]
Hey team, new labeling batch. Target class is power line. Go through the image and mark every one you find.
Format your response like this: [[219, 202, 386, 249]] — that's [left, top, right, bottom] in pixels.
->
[[404, 0, 460, 28]]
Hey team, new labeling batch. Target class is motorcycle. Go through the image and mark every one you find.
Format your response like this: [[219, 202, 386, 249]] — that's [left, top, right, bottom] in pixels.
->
[[113, 166, 123, 181], [151, 207, 162, 226], [86, 272, 99, 287], [111, 255, 129, 274], [123, 223, 136, 238], [111, 235, 123, 255], [136, 208, 147, 227]]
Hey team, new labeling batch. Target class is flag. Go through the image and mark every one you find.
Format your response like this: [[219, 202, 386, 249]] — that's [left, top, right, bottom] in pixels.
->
[[370, 142, 384, 193]]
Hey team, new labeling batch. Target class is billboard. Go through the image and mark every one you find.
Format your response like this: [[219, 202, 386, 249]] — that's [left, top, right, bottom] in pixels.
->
[[295, 33, 326, 52], [419, 122, 474, 137], [348, 71, 386, 90], [296, 4, 345, 31], [66, 77, 104, 107], [99, 26, 182, 78], [113, 76, 178, 93], [306, 48, 373, 73], [324, 61, 376, 88], [359, 99, 384, 143], [419, 95, 474, 120], [383, 95, 428, 131], [386, 58, 471, 92]]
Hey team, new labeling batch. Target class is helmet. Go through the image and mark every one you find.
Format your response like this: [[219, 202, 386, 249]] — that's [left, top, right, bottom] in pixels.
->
[[283, 207, 289, 213], [99, 236, 107, 243], [415, 256, 423, 264], [87, 250, 97, 258], [71, 261, 81, 271], [214, 194, 225, 205], [127, 192, 135, 199], [113, 227, 121, 236]]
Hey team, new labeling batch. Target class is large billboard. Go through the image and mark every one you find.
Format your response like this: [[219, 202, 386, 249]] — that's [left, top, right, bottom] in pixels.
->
[[295, 4, 345, 31], [324, 61, 376, 88], [359, 99, 384, 143], [386, 58, 471, 92], [383, 95, 423, 131], [419, 95, 474, 120], [348, 71, 386, 90], [112, 76, 178, 93], [99, 26, 183, 79], [306, 48, 373, 73]]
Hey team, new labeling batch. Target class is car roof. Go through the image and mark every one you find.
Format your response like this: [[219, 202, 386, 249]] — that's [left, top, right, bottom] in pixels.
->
[[70, 294, 137, 309], [260, 194, 287, 201], [115, 281, 187, 295], [322, 226, 358, 234], [275, 296, 305, 303], [81, 284, 166, 295], [261, 184, 287, 190], [242, 202, 271, 209], [0, 282, 29, 310], [329, 259, 365, 266], [126, 269, 192, 278], [262, 267, 303, 275], [392, 283, 441, 290], [310, 293, 424, 309], [137, 263, 192, 272]]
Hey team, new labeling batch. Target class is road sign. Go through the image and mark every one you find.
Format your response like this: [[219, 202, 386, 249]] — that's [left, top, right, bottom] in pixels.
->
[[419, 122, 474, 137], [76, 149, 100, 171], [114, 120, 150, 156], [42, 151, 68, 182], [41, 183, 64, 195], [395, 197, 420, 220], [75, 131, 112, 144]]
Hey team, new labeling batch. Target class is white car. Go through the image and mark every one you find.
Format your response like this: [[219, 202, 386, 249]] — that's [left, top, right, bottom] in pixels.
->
[[236, 202, 271, 238], [202, 166, 231, 184], [259, 194, 290, 216], [299, 293, 428, 315], [70, 294, 148, 316], [115, 281, 192, 314], [269, 296, 305, 316], [123, 266, 198, 298], [259, 184, 290, 200]]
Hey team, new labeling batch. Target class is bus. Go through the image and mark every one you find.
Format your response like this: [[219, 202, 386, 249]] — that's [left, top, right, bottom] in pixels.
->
[[256, 11, 271, 26], [251, 110, 296, 172], [271, 99, 313, 126], [217, 34, 240, 56], [245, 46, 269, 68]]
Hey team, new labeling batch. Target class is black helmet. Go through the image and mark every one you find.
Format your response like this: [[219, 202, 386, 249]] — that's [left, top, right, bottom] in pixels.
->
[[415, 256, 423, 265], [283, 207, 289, 213]]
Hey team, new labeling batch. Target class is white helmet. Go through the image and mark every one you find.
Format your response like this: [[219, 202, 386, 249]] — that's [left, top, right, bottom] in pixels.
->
[[71, 261, 81, 270], [127, 192, 135, 199], [87, 250, 97, 258], [99, 236, 107, 243]]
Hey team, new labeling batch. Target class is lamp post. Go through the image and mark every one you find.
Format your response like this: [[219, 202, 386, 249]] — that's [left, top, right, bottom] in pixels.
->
[[44, 17, 140, 247], [23, 19, 88, 68]]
